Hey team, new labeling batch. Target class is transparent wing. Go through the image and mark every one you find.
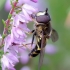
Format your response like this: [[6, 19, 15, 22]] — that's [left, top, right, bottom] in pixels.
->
[[51, 29, 59, 42], [38, 47, 45, 70], [38, 31, 46, 70]]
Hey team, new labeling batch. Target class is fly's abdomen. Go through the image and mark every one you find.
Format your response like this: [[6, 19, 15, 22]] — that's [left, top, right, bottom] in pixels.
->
[[29, 44, 41, 58], [29, 37, 42, 58]]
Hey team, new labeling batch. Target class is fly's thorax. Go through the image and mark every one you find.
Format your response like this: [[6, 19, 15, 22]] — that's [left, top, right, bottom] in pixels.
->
[[35, 23, 47, 31], [36, 26, 42, 32]]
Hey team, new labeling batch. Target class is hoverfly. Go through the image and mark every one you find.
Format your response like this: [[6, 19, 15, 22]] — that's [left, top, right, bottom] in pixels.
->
[[29, 8, 58, 70]]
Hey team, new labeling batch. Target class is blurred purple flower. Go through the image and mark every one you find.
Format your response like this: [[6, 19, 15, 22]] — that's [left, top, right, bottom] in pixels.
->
[[5, 0, 12, 11], [45, 44, 57, 54], [5, 0, 38, 11], [19, 52, 29, 64], [31, 0, 37, 3], [20, 66, 30, 70]]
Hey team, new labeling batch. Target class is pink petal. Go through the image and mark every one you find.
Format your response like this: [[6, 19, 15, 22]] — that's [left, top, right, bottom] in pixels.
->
[[4, 35, 12, 52], [23, 4, 37, 12], [22, 9, 32, 21], [1, 55, 9, 68]]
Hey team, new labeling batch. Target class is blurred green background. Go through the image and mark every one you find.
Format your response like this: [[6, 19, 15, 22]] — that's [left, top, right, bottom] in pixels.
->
[[0, 0, 70, 70]]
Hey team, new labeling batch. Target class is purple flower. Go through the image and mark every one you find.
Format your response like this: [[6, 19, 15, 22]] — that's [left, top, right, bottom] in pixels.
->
[[12, 13, 29, 26], [1, 0, 38, 70], [10, 3, 37, 45], [45, 44, 57, 54], [1, 52, 19, 70], [4, 34, 13, 52], [22, 4, 38, 21], [5, 0, 38, 11], [20, 66, 30, 70], [11, 27, 27, 44], [13, 19, 30, 33], [11, 13, 31, 44]]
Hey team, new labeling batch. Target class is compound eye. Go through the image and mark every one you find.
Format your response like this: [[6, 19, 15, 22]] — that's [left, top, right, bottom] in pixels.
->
[[36, 15, 51, 23]]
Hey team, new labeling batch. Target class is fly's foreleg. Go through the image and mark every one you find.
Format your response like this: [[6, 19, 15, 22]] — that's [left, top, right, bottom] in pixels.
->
[[28, 29, 36, 46]]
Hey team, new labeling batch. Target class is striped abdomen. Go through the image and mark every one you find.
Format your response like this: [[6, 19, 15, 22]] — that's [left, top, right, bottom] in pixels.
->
[[29, 37, 42, 58]]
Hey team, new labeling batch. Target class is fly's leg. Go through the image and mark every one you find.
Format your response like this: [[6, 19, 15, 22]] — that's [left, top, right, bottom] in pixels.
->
[[28, 30, 35, 34], [30, 31, 36, 50], [28, 29, 36, 50], [31, 32, 36, 46]]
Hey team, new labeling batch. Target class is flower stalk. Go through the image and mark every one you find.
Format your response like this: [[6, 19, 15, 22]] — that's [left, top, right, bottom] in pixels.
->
[[0, 0, 18, 49]]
